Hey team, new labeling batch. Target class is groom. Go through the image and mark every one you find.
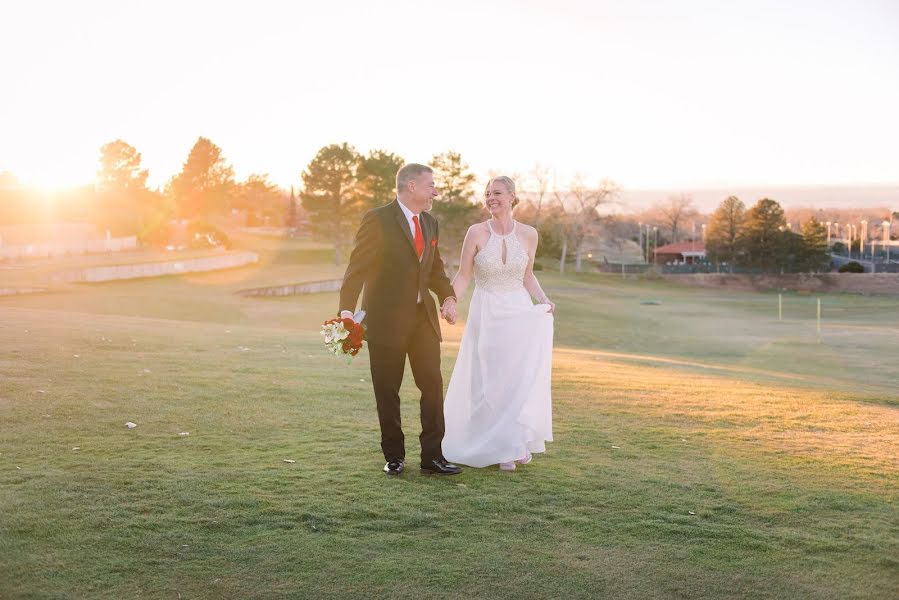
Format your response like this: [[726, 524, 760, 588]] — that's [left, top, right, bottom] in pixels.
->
[[338, 163, 462, 476]]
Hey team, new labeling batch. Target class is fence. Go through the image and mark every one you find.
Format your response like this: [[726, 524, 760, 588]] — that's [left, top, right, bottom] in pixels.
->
[[597, 262, 775, 275], [0, 236, 139, 261], [598, 259, 899, 276], [830, 254, 899, 273]]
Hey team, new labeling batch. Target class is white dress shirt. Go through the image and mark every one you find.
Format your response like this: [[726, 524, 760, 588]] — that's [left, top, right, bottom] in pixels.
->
[[397, 199, 423, 302], [397, 198, 421, 247]]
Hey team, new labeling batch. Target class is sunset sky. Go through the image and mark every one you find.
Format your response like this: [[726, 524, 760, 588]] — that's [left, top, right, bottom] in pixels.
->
[[2, 0, 898, 192]]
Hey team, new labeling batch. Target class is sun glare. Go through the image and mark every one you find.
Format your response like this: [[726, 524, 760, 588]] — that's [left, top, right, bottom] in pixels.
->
[[16, 167, 94, 194]]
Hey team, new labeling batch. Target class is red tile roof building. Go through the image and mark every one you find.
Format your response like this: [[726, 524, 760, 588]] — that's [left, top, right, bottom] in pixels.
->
[[653, 241, 706, 264]]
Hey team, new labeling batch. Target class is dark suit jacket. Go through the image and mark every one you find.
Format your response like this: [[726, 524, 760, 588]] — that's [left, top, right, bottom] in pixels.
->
[[338, 200, 455, 348]]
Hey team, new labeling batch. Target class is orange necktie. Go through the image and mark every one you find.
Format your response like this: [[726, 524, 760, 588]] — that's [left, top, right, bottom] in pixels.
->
[[412, 215, 424, 259]]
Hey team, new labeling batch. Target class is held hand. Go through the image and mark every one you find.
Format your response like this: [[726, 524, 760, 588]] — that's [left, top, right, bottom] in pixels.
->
[[340, 310, 354, 319], [441, 299, 458, 324], [442, 307, 457, 325]]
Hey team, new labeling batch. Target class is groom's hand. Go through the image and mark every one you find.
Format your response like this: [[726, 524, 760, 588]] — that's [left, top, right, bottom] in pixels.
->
[[441, 298, 458, 325]]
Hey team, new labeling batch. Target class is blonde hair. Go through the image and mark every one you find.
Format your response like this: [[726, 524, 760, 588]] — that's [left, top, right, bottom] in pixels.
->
[[485, 175, 519, 208]]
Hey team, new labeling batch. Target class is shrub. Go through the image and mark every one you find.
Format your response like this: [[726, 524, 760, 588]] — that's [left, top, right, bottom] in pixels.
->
[[188, 220, 231, 249], [838, 261, 865, 273]]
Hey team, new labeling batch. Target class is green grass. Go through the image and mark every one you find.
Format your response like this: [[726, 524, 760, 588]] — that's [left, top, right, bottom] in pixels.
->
[[1, 253, 897, 599]]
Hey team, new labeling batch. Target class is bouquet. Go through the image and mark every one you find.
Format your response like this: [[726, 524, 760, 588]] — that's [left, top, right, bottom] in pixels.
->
[[321, 311, 366, 361]]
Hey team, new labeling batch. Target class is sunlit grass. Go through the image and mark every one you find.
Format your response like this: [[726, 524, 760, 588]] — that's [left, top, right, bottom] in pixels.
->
[[0, 254, 897, 598]]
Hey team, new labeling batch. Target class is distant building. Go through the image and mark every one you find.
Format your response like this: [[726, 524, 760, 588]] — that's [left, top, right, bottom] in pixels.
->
[[653, 241, 706, 264]]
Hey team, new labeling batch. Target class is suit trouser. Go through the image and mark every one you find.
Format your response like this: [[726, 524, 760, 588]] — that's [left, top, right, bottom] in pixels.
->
[[367, 304, 445, 465]]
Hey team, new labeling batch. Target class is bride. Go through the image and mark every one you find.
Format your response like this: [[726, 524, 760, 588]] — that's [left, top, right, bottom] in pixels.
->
[[441, 175, 555, 471]]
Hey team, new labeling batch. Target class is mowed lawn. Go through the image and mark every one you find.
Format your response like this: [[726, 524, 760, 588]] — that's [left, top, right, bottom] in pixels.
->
[[1, 253, 897, 599]]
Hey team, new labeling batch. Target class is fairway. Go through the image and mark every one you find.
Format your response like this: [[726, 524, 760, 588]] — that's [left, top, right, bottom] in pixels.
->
[[1, 250, 897, 599]]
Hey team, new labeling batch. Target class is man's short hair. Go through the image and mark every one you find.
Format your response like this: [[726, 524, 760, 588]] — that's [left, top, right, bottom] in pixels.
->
[[396, 163, 433, 195]]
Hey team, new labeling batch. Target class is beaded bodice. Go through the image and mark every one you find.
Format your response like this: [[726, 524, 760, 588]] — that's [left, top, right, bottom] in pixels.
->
[[473, 221, 529, 293]]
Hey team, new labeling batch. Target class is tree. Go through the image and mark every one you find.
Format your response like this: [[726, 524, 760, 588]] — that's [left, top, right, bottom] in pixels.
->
[[357, 149, 404, 211], [287, 186, 298, 230], [95, 139, 158, 235], [168, 137, 236, 219], [300, 142, 361, 265], [554, 175, 618, 272], [97, 140, 149, 193], [429, 151, 480, 270], [741, 198, 788, 271], [514, 199, 564, 261], [705, 195, 746, 265], [600, 216, 638, 263], [520, 162, 553, 228], [653, 193, 697, 244], [800, 216, 830, 272], [235, 173, 283, 225]]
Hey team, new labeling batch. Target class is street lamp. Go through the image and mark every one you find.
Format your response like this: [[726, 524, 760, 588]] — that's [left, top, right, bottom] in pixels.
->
[[861, 220, 868, 257], [645, 223, 652, 264], [638, 221, 643, 261], [884, 220, 892, 262], [891, 211, 897, 262], [653, 226, 659, 265]]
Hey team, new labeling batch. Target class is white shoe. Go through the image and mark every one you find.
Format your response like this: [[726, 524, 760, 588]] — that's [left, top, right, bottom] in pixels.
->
[[499, 461, 516, 471], [517, 450, 533, 465]]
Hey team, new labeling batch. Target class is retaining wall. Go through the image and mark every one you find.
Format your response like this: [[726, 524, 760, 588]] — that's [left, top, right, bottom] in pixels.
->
[[236, 279, 342, 297], [51, 252, 258, 283]]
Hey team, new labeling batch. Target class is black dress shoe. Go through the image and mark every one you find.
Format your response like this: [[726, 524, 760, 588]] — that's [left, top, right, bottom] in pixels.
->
[[420, 458, 462, 475], [383, 459, 405, 476]]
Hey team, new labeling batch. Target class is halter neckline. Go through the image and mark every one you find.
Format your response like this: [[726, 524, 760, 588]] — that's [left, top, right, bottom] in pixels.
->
[[487, 219, 516, 238]]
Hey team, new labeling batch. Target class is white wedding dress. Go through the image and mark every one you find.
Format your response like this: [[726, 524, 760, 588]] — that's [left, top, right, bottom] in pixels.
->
[[442, 221, 554, 468]]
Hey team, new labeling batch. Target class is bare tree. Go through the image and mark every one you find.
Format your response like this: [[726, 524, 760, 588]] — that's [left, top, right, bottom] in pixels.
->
[[520, 162, 553, 228], [554, 175, 620, 273], [600, 216, 637, 263], [653, 193, 697, 244]]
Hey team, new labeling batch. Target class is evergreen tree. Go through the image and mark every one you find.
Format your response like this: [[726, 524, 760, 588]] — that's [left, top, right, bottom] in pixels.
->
[[429, 151, 481, 269], [800, 216, 830, 272], [299, 143, 361, 264], [168, 137, 236, 219], [741, 198, 788, 272], [357, 150, 404, 211], [705, 195, 745, 265]]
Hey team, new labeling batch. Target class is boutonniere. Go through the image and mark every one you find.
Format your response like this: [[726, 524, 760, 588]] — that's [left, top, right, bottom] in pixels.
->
[[430, 239, 438, 247]]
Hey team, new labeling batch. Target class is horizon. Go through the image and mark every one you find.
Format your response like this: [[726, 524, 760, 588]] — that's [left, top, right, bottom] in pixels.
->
[[3, 175, 896, 216], [3, 1, 899, 192]]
